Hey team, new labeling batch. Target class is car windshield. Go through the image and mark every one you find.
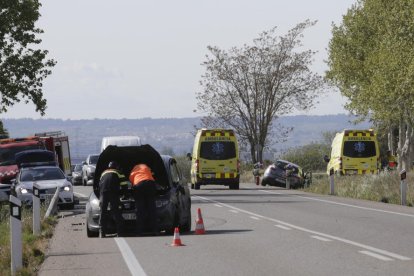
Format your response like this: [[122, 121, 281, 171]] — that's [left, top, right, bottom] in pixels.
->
[[0, 144, 44, 166], [90, 155, 99, 164], [20, 167, 65, 181], [74, 164, 82, 172], [275, 161, 299, 174], [275, 161, 288, 170], [200, 141, 236, 160], [343, 141, 376, 158]]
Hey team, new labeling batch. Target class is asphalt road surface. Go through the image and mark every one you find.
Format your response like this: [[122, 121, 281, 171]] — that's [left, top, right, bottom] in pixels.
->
[[39, 183, 414, 276]]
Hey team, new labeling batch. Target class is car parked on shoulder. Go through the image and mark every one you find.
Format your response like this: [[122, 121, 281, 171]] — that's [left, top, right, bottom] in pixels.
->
[[11, 150, 74, 209], [85, 144, 192, 237], [71, 164, 83, 185], [82, 154, 99, 186], [261, 160, 305, 189]]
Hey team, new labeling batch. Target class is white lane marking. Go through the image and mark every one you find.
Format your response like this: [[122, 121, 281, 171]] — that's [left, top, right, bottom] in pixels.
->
[[359, 251, 393, 261], [229, 210, 239, 213], [275, 224, 291, 230], [250, 216, 260, 220], [311, 235, 332, 242], [115, 238, 147, 276], [259, 190, 414, 218], [214, 204, 223, 208], [194, 195, 411, 261]]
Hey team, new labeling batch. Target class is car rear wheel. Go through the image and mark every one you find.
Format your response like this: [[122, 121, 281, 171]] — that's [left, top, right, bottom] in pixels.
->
[[181, 209, 192, 232], [229, 183, 239, 190], [261, 180, 267, 186]]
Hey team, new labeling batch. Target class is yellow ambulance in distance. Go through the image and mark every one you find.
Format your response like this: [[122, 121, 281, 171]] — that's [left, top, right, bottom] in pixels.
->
[[326, 129, 380, 175], [189, 129, 240, 190]]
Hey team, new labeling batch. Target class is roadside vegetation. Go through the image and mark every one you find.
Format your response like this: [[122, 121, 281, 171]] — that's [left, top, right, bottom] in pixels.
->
[[0, 203, 57, 276], [304, 171, 414, 206]]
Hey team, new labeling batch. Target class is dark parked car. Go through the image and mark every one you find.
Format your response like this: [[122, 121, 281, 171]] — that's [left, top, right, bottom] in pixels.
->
[[261, 160, 306, 189], [71, 164, 83, 185], [85, 145, 192, 237]]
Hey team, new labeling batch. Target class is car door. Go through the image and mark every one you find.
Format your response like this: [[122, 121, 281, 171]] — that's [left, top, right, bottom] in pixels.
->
[[169, 159, 191, 224]]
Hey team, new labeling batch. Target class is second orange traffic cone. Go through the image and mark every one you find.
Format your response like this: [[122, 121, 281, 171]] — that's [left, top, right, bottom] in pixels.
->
[[195, 208, 205, 235], [171, 227, 185, 246]]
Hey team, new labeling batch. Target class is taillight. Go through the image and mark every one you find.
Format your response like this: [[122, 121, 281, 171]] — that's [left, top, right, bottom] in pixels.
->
[[195, 159, 199, 173]]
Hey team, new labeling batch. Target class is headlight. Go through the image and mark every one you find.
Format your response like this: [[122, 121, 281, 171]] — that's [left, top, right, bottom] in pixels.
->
[[90, 198, 100, 209], [155, 199, 170, 208], [21, 188, 28, 194], [63, 186, 71, 191]]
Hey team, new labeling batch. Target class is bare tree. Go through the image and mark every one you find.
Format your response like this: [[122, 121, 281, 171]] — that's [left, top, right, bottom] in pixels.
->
[[196, 20, 324, 163]]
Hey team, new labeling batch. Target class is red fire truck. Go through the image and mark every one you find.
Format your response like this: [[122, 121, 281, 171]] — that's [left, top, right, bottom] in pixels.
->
[[0, 131, 72, 184]]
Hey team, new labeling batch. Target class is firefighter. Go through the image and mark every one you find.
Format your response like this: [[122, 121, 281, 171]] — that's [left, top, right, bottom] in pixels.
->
[[129, 163, 158, 235], [99, 161, 125, 237]]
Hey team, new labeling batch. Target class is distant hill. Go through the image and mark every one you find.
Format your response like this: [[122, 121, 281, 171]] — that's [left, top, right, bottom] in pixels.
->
[[2, 115, 371, 162]]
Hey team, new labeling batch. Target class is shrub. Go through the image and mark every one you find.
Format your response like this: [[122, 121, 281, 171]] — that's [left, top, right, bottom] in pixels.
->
[[280, 143, 330, 172]]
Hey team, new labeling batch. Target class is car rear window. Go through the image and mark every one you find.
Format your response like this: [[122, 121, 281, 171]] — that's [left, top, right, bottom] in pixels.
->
[[200, 141, 236, 160], [343, 141, 376, 158]]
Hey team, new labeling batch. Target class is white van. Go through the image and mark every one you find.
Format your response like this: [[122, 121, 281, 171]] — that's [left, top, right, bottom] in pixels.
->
[[101, 136, 141, 152]]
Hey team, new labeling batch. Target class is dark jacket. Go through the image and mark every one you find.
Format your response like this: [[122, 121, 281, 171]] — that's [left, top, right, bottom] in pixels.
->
[[99, 169, 122, 193]]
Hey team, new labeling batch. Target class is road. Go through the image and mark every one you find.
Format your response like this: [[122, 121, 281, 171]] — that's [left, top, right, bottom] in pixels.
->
[[39, 183, 414, 276]]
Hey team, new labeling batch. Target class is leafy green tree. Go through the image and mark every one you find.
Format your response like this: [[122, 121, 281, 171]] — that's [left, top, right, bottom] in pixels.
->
[[326, 0, 414, 170], [0, 0, 56, 115], [196, 20, 324, 163], [0, 120, 8, 138]]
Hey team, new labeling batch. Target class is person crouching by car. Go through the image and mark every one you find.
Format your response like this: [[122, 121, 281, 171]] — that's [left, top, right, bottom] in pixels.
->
[[129, 163, 158, 235], [99, 161, 125, 237]]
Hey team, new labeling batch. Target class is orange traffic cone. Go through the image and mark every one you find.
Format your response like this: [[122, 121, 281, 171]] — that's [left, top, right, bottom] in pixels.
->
[[171, 227, 185, 246], [195, 208, 205, 235]]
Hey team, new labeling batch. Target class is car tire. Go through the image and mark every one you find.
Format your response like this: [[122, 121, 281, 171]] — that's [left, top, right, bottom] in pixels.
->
[[261, 180, 267, 186], [195, 183, 200, 190], [86, 224, 99, 238], [191, 183, 195, 189], [181, 210, 192, 232], [229, 183, 239, 190]]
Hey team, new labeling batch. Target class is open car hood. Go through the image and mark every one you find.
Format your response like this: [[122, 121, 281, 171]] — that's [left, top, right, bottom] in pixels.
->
[[93, 145, 168, 196]]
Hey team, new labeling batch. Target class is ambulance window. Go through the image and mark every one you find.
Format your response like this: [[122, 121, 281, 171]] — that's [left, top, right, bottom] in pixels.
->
[[200, 142, 236, 160], [343, 141, 376, 157]]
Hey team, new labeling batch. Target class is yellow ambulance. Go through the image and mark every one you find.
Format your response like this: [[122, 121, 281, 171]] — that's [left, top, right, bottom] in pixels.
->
[[189, 129, 240, 190], [326, 129, 380, 175]]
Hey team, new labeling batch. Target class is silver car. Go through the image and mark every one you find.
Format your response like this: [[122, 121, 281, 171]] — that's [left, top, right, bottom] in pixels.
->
[[12, 166, 74, 209]]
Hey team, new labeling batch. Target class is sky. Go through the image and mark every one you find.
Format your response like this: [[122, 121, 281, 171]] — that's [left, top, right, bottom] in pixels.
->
[[2, 0, 357, 120]]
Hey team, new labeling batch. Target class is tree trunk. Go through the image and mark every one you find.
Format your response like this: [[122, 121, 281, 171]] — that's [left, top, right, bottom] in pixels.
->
[[397, 119, 404, 171], [387, 126, 394, 153], [400, 122, 412, 171]]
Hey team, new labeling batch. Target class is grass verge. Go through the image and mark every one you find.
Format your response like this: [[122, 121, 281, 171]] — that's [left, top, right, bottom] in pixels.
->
[[0, 203, 57, 276], [304, 171, 414, 206]]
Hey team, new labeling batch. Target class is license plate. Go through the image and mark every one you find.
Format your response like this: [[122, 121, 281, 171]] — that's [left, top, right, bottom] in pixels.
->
[[122, 213, 136, 220]]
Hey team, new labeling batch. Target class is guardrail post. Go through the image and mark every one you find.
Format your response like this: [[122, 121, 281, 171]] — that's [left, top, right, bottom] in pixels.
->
[[44, 187, 60, 219], [9, 195, 22, 274], [400, 169, 407, 206], [32, 183, 41, 235], [329, 169, 335, 195]]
